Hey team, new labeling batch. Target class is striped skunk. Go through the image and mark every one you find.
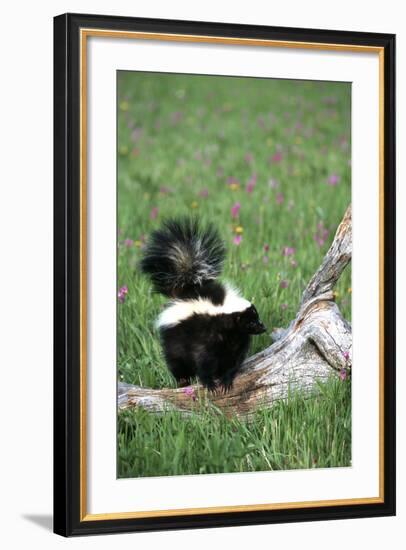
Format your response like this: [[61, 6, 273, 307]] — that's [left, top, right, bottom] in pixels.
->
[[140, 218, 266, 392]]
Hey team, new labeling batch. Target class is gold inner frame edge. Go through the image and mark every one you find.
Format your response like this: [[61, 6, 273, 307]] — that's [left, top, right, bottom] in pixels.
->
[[79, 28, 385, 522]]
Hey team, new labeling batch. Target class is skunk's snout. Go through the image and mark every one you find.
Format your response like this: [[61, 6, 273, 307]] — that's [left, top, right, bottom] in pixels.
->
[[250, 320, 267, 335]]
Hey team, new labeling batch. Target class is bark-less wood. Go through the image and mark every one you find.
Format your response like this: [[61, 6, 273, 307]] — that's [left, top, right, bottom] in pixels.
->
[[118, 205, 352, 417]]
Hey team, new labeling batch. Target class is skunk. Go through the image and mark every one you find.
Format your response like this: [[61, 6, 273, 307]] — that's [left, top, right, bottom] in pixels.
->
[[140, 218, 266, 392]]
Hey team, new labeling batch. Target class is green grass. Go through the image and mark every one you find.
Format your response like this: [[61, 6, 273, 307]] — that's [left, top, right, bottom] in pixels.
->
[[118, 379, 351, 477], [117, 72, 352, 478]]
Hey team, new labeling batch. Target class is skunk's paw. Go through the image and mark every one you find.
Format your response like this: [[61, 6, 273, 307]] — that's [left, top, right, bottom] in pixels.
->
[[219, 381, 233, 394], [199, 378, 217, 393], [207, 382, 219, 394]]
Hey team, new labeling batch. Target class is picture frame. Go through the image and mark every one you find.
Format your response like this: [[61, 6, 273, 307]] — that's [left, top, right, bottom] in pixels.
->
[[53, 12, 396, 536]]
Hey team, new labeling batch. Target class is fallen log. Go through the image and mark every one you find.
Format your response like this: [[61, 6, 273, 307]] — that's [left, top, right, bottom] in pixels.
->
[[118, 205, 352, 417]]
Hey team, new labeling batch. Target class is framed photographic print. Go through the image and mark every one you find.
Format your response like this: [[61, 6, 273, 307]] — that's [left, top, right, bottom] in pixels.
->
[[53, 13, 396, 536]]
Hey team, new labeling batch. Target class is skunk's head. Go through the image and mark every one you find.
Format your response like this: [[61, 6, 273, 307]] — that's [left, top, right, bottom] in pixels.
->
[[234, 304, 266, 335]]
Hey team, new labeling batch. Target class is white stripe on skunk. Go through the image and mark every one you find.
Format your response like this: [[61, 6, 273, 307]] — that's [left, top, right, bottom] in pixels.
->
[[156, 284, 251, 328]]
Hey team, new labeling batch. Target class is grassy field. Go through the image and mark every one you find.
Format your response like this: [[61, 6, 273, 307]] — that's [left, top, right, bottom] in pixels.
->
[[117, 72, 352, 478]]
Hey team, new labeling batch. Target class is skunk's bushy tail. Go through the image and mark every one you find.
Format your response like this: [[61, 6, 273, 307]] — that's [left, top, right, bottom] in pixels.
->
[[140, 218, 226, 298]]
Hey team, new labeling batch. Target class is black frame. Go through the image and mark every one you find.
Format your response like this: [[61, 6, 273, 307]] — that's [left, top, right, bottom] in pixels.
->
[[54, 12, 396, 537]]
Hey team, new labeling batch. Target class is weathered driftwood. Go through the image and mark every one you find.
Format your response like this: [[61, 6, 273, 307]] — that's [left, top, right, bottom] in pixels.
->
[[118, 205, 352, 417]]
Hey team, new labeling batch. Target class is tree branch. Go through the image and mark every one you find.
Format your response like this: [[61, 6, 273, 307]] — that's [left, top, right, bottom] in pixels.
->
[[118, 205, 352, 417]]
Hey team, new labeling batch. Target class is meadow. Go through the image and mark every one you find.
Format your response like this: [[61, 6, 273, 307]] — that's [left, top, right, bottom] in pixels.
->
[[117, 72, 352, 478]]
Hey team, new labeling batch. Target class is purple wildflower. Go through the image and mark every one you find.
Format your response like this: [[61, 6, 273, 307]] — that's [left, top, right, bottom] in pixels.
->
[[233, 235, 242, 246], [118, 285, 128, 304], [340, 369, 347, 381], [343, 350, 350, 362], [123, 238, 133, 248], [231, 202, 241, 219], [198, 188, 209, 198]]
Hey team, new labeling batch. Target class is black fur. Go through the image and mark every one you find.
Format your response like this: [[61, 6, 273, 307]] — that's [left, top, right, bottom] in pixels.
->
[[140, 217, 266, 392], [160, 305, 266, 392], [140, 217, 226, 299]]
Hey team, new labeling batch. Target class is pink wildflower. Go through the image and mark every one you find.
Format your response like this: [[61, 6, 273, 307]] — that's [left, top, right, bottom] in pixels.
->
[[244, 152, 254, 164], [198, 188, 209, 198], [131, 127, 143, 142], [123, 238, 133, 248], [271, 151, 283, 163], [343, 350, 350, 362], [183, 386, 196, 401], [231, 202, 241, 219], [246, 174, 257, 193], [118, 285, 128, 304], [276, 193, 284, 205], [314, 221, 329, 247], [150, 207, 159, 220], [233, 235, 242, 246], [340, 369, 347, 381], [257, 115, 266, 129], [171, 111, 183, 124], [282, 246, 295, 257], [327, 174, 340, 186]]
